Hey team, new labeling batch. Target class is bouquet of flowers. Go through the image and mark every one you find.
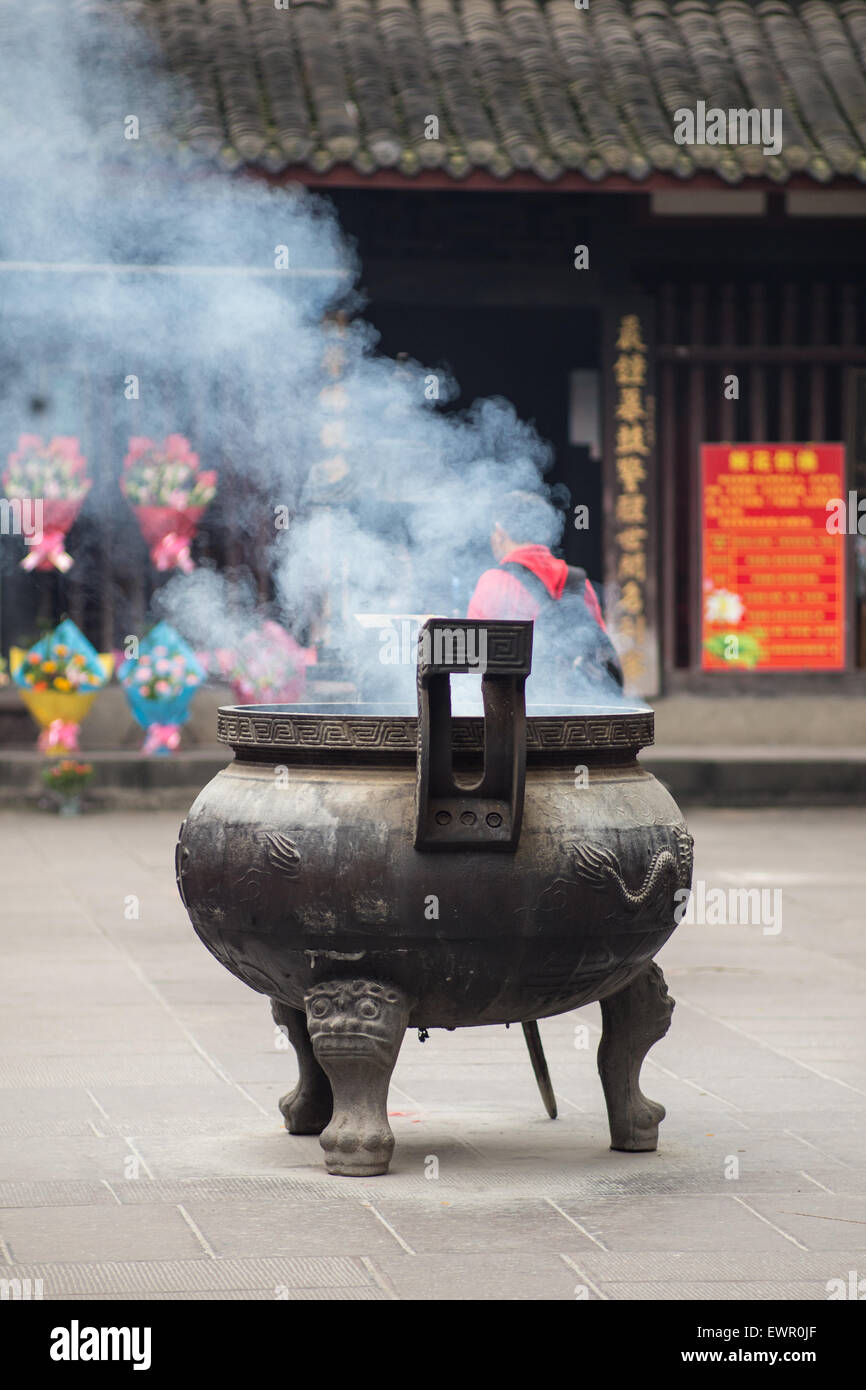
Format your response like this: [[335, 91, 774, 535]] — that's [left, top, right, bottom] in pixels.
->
[[3, 434, 91, 572], [41, 759, 94, 815], [121, 435, 216, 573], [42, 759, 94, 793], [10, 618, 114, 753], [209, 621, 316, 704], [117, 620, 205, 754]]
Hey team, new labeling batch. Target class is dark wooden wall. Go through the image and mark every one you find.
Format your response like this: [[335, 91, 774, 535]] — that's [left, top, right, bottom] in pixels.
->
[[653, 277, 866, 673]]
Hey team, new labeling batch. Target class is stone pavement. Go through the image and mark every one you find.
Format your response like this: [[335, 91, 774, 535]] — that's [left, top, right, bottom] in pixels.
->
[[0, 807, 864, 1301]]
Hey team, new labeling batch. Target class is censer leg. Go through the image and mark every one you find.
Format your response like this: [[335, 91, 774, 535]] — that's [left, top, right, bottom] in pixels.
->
[[271, 998, 333, 1136], [597, 961, 674, 1152], [522, 1021, 558, 1119], [305, 979, 411, 1177]]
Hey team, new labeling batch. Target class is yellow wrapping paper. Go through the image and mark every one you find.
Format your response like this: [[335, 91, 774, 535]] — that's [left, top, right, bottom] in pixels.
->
[[11, 649, 114, 753]]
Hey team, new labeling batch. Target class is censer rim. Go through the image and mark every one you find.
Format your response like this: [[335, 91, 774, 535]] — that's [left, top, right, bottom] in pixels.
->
[[215, 703, 655, 755]]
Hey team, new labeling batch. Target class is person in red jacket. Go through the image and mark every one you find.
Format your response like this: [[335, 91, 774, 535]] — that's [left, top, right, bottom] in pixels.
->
[[468, 490, 606, 627], [467, 490, 622, 693]]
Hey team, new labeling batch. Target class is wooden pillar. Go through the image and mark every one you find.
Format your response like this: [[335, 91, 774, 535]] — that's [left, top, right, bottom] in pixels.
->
[[687, 285, 707, 670], [809, 283, 827, 441], [749, 283, 767, 441], [719, 282, 737, 440], [602, 292, 660, 697], [779, 283, 797, 441], [659, 282, 677, 677]]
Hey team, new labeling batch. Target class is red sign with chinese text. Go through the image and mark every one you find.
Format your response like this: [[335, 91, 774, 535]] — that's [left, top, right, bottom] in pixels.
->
[[701, 444, 846, 671]]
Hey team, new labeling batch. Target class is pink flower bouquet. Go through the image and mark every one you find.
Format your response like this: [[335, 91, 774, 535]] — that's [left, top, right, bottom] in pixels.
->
[[121, 435, 216, 573], [3, 435, 91, 572], [210, 621, 316, 705]]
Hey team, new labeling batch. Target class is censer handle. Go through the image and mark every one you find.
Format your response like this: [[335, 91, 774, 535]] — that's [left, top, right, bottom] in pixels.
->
[[414, 619, 532, 851]]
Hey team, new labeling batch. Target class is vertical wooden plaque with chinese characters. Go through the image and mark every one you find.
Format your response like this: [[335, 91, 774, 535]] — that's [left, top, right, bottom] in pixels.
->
[[602, 298, 660, 697]]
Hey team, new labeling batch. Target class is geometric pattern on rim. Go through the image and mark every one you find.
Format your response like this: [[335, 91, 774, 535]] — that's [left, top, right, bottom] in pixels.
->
[[217, 709, 654, 751]]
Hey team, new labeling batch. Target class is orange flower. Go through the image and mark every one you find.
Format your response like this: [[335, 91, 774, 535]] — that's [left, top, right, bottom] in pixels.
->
[[53, 677, 71, 691]]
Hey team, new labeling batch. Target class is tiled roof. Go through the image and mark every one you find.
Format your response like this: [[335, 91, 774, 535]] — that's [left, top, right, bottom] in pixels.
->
[[142, 0, 866, 184]]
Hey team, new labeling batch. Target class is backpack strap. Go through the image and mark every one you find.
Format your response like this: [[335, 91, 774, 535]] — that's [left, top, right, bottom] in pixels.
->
[[561, 565, 588, 596], [501, 559, 624, 690], [499, 560, 587, 608]]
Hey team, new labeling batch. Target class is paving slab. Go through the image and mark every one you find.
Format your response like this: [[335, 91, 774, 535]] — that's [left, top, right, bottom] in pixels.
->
[[371, 1250, 584, 1300], [180, 1198, 411, 1258], [0, 1255, 380, 1296], [1, 1203, 205, 1263]]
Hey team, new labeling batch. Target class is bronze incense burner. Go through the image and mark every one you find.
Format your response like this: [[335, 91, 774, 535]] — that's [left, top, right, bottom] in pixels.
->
[[177, 620, 692, 1176]]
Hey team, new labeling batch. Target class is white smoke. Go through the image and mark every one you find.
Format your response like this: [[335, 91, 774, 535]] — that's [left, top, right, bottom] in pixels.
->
[[0, 1, 631, 712]]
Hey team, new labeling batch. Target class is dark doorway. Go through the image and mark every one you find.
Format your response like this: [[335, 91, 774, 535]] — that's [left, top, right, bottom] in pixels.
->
[[367, 303, 603, 587]]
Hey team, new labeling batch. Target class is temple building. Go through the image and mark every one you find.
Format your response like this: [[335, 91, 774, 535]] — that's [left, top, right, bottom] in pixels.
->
[[2, 0, 866, 707]]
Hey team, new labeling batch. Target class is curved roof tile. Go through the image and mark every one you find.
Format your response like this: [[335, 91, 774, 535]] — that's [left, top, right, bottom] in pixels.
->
[[139, 0, 866, 183]]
